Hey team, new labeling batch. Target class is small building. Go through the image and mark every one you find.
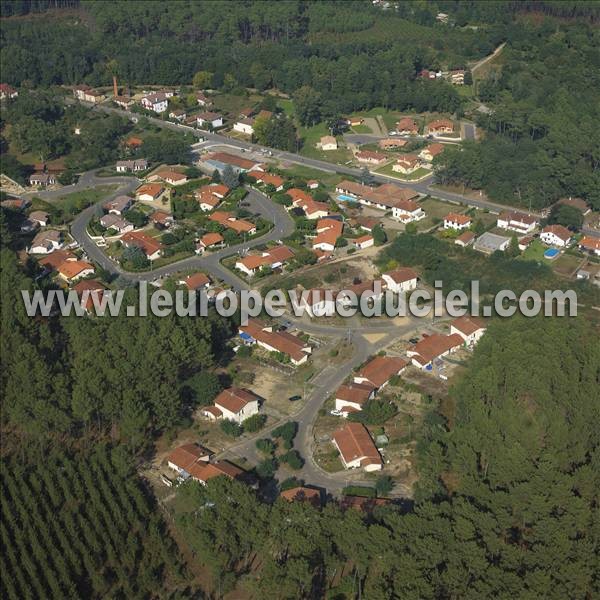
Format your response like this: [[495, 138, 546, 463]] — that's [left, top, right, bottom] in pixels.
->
[[353, 234, 374, 250], [149, 210, 174, 229], [396, 117, 419, 135], [29, 173, 56, 187], [140, 92, 169, 113], [104, 195, 133, 215], [280, 486, 321, 507], [115, 159, 147, 173], [450, 316, 487, 348], [419, 143, 445, 162], [379, 138, 407, 150], [28, 211, 50, 227], [113, 95, 135, 109], [455, 231, 476, 247], [540, 225, 572, 248], [167, 443, 212, 476], [247, 171, 284, 190], [57, 260, 95, 283], [73, 279, 108, 313], [473, 232, 511, 254], [28, 230, 63, 254], [392, 154, 421, 174], [196, 92, 212, 107], [443, 212, 472, 230], [497, 211, 538, 234], [168, 109, 186, 122], [197, 112, 224, 128], [332, 422, 383, 472], [353, 355, 407, 390], [407, 333, 464, 370], [356, 150, 387, 166], [121, 231, 163, 261], [202, 388, 260, 424], [391, 199, 425, 223], [426, 119, 454, 135], [334, 383, 375, 417], [179, 272, 211, 291], [73, 85, 104, 103], [196, 232, 224, 253], [320, 136, 338, 151], [307, 180, 319, 189], [381, 267, 418, 294], [579, 236, 600, 256], [233, 118, 255, 135], [0, 83, 18, 100], [312, 219, 343, 252], [135, 184, 164, 202], [99, 213, 134, 234]]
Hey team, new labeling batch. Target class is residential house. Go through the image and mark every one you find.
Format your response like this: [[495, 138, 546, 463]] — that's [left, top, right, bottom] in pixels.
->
[[320, 136, 338, 151], [115, 159, 148, 173], [280, 487, 321, 507], [104, 195, 133, 215], [335, 180, 420, 215], [149, 210, 174, 229], [197, 112, 224, 128], [196, 232, 224, 253], [307, 180, 319, 189], [202, 388, 260, 424], [21, 210, 50, 232], [392, 154, 421, 174], [356, 150, 387, 166], [444, 212, 472, 230], [334, 383, 375, 417], [38, 250, 76, 271], [391, 199, 425, 223], [167, 443, 212, 476], [300, 288, 338, 317], [185, 461, 245, 486], [179, 272, 211, 291], [381, 267, 418, 293], [347, 117, 364, 127], [73, 85, 104, 103], [233, 118, 255, 135], [557, 197, 590, 216], [202, 151, 261, 174], [353, 234, 374, 250], [312, 218, 343, 252], [450, 316, 487, 348], [235, 245, 294, 276], [0, 83, 18, 100], [99, 213, 134, 234], [497, 211, 539, 234], [579, 236, 600, 256], [355, 217, 379, 232], [239, 318, 311, 366], [57, 260, 95, 283], [140, 92, 169, 113], [196, 92, 212, 107], [246, 171, 284, 191], [541, 225, 572, 247], [518, 236, 535, 251], [209, 211, 256, 235], [426, 119, 454, 135], [396, 117, 419, 135], [195, 183, 229, 211], [113, 95, 135, 109], [29, 173, 56, 187], [28, 230, 63, 254], [473, 232, 511, 254], [121, 231, 163, 260], [353, 355, 407, 391], [455, 231, 476, 247], [419, 143, 445, 162], [332, 422, 383, 472], [287, 189, 330, 220], [149, 170, 188, 186], [407, 333, 464, 369], [73, 279, 108, 313], [168, 109, 186, 122], [449, 69, 465, 85], [124, 136, 143, 149], [379, 138, 407, 150], [135, 184, 164, 202]]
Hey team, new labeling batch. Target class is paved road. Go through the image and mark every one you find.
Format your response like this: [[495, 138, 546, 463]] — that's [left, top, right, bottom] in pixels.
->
[[74, 98, 548, 219]]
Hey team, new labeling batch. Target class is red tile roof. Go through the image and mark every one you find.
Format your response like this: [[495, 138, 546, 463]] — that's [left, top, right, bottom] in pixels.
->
[[356, 356, 407, 388], [451, 316, 486, 337], [167, 443, 212, 471], [121, 231, 162, 256], [409, 333, 463, 366], [183, 272, 210, 290], [383, 267, 418, 284], [333, 423, 382, 468], [214, 388, 257, 414], [445, 212, 472, 225], [542, 224, 572, 242], [280, 486, 321, 506], [199, 232, 223, 247], [58, 260, 94, 279]]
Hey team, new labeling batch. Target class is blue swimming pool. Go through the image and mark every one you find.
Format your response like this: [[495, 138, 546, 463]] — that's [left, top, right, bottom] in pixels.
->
[[544, 248, 560, 259], [337, 194, 357, 203]]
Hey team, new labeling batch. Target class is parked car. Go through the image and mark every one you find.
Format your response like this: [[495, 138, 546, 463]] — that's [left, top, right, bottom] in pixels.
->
[[409, 337, 420, 344], [289, 395, 302, 402], [388, 130, 398, 136], [330, 409, 343, 416]]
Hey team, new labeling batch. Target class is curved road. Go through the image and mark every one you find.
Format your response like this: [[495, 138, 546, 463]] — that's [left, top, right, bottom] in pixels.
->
[[51, 171, 420, 497]]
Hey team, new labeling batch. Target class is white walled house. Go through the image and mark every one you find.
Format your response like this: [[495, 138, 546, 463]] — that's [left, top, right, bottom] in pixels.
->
[[443, 213, 472, 230], [28, 230, 63, 254], [391, 200, 425, 223], [353, 234, 374, 250], [540, 225, 572, 247], [497, 211, 539, 234], [450, 316, 487, 348], [197, 112, 224, 128], [334, 384, 374, 417], [233, 119, 255, 135], [381, 268, 418, 294], [332, 422, 383, 472], [140, 92, 169, 113], [202, 388, 259, 424]]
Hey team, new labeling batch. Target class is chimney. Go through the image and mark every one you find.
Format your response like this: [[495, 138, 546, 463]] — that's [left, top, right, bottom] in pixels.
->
[[113, 75, 118, 98]]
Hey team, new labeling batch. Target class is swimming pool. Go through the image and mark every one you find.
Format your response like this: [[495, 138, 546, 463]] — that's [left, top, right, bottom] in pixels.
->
[[544, 248, 560, 259], [337, 194, 357, 203]]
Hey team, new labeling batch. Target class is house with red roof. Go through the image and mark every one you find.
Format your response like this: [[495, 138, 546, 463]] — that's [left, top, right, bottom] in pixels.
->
[[579, 236, 600, 256], [73, 280, 107, 313], [121, 231, 162, 261], [312, 219, 343, 252], [201, 388, 260, 424], [353, 234, 374, 250], [407, 333, 463, 369], [280, 486, 321, 507], [353, 355, 407, 390], [419, 143, 445, 162], [381, 268, 418, 294], [450, 316, 487, 348], [334, 383, 375, 417], [443, 213, 472, 230], [540, 224, 572, 248], [396, 117, 419, 135], [196, 232, 224, 253], [332, 422, 383, 472], [57, 260, 95, 283], [179, 272, 211, 291], [392, 154, 421, 175]]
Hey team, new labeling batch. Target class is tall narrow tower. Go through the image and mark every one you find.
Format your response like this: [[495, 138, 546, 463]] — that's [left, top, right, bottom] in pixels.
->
[[113, 75, 118, 98]]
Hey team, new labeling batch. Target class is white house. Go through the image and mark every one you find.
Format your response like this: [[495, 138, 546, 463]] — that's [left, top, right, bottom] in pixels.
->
[[115, 159, 147, 173], [57, 260, 95, 283], [391, 199, 425, 223], [332, 422, 383, 472], [300, 289, 338, 317], [202, 388, 259, 424], [197, 112, 224, 128], [353, 234, 374, 250], [381, 267, 418, 294], [443, 212, 472, 230], [579, 236, 600, 256], [233, 119, 255, 135], [334, 383, 374, 417], [497, 211, 539, 234], [450, 316, 487, 348], [320, 136, 338, 151], [166, 443, 212, 476], [540, 225, 572, 247], [407, 333, 464, 370], [28, 230, 63, 254], [100, 213, 134, 234], [140, 92, 169, 113]]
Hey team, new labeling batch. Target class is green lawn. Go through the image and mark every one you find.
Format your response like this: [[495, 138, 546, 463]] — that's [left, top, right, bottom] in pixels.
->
[[278, 165, 342, 187], [277, 98, 295, 116], [212, 92, 262, 118], [299, 122, 353, 163], [520, 239, 546, 262], [351, 124, 373, 134], [375, 164, 432, 181]]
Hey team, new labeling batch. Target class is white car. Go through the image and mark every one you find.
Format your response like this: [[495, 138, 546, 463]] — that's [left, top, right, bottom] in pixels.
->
[[388, 130, 398, 136], [330, 409, 343, 417]]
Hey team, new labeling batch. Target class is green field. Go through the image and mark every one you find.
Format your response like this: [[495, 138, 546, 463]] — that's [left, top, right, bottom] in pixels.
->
[[375, 164, 432, 181]]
